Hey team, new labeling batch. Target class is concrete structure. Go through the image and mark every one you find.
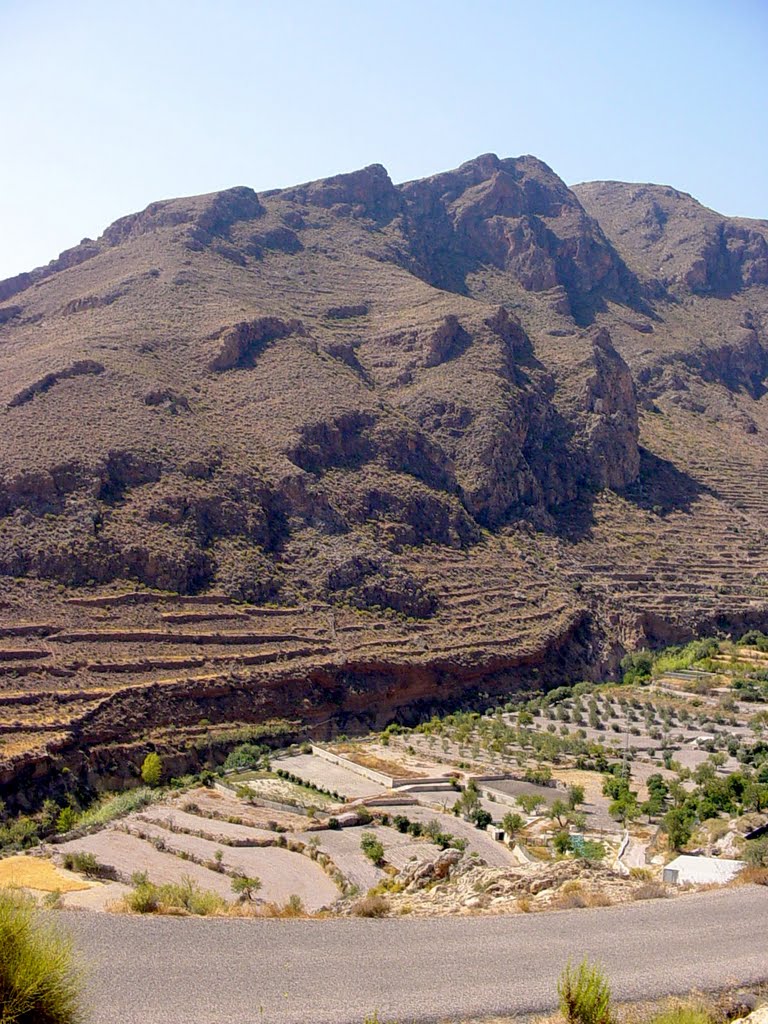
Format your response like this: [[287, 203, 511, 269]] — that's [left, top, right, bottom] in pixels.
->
[[662, 854, 745, 886]]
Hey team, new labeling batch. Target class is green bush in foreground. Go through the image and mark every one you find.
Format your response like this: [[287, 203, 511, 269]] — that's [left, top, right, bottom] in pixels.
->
[[558, 958, 614, 1024], [0, 889, 83, 1024]]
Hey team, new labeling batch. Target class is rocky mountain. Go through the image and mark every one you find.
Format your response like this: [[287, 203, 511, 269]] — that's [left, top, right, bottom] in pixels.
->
[[1, 154, 767, 804]]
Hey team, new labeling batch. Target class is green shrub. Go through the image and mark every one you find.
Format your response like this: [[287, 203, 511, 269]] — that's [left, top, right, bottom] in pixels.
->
[[578, 840, 606, 863], [501, 812, 524, 838], [0, 889, 83, 1024], [126, 879, 160, 914], [61, 851, 114, 879], [125, 872, 225, 915], [76, 788, 157, 829], [231, 874, 262, 902], [472, 809, 493, 830], [224, 743, 267, 771], [140, 752, 163, 788], [647, 1000, 713, 1024], [744, 836, 768, 867], [553, 830, 573, 854], [55, 807, 78, 834], [558, 958, 614, 1024], [360, 832, 385, 866], [621, 649, 653, 684], [280, 894, 305, 917]]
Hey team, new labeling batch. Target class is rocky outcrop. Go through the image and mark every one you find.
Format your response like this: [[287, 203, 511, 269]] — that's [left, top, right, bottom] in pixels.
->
[[101, 186, 263, 247], [277, 164, 401, 222], [423, 315, 471, 367], [209, 317, 303, 371], [574, 181, 768, 298], [324, 554, 438, 617], [577, 328, 640, 489], [399, 154, 638, 318], [325, 304, 369, 320], [8, 360, 104, 408]]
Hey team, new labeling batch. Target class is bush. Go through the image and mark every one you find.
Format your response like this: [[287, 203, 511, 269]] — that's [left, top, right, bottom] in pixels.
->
[[553, 830, 573, 855], [224, 743, 267, 771], [621, 649, 653, 685], [126, 879, 160, 914], [0, 889, 83, 1024], [76, 788, 157, 829], [278, 894, 305, 917], [140, 752, 163, 788], [578, 840, 606, 864], [231, 874, 262, 902], [61, 851, 114, 879], [360, 832, 385, 867], [558, 958, 614, 1024], [55, 807, 78, 835], [352, 894, 389, 917], [501, 812, 524, 838], [633, 881, 668, 901], [744, 836, 768, 867], [125, 872, 226, 916]]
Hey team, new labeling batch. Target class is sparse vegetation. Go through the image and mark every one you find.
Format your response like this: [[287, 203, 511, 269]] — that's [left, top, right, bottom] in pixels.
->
[[124, 872, 227, 916]]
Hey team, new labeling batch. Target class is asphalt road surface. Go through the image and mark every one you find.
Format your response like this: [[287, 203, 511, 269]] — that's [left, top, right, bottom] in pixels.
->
[[66, 886, 768, 1024]]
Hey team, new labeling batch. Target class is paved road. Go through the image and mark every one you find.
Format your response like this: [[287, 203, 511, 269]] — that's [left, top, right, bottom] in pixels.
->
[[66, 887, 768, 1024]]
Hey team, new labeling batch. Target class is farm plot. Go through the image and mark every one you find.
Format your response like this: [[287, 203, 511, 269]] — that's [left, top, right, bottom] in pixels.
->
[[0, 853, 90, 892], [293, 827, 384, 891], [179, 787, 310, 831], [483, 779, 561, 809], [235, 774, 336, 810], [272, 754, 387, 799], [135, 804, 277, 844], [121, 820, 338, 910], [54, 830, 235, 898]]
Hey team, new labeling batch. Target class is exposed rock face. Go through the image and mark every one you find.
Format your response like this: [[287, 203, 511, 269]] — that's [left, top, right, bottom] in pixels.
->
[[399, 154, 638, 318], [574, 181, 768, 298], [209, 317, 303, 371], [8, 360, 104, 408]]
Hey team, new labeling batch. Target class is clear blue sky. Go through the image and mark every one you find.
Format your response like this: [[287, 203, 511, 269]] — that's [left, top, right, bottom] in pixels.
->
[[1, 0, 766, 280]]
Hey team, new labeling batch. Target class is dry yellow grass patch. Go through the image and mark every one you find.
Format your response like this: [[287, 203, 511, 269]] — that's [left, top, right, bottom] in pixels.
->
[[0, 855, 91, 892]]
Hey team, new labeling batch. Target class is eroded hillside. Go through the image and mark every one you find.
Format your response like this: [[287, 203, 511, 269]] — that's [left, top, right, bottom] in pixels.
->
[[2, 154, 768, 802]]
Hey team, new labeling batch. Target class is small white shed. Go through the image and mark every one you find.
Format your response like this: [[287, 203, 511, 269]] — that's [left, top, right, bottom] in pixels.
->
[[662, 854, 744, 885]]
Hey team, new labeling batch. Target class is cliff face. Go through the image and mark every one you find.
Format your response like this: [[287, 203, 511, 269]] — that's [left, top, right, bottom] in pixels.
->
[[1, 154, 768, 797]]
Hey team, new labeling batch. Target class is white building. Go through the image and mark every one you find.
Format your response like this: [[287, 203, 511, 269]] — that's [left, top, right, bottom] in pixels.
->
[[662, 854, 744, 885]]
